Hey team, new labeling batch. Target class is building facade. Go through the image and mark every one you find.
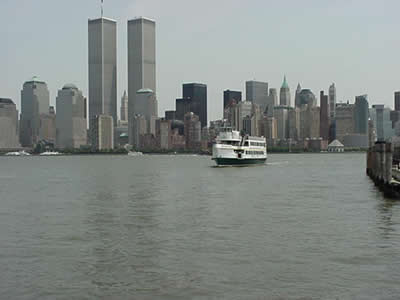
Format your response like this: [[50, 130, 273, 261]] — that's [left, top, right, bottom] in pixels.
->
[[88, 17, 117, 148], [20, 77, 50, 147], [320, 91, 330, 141], [120, 90, 128, 122], [90, 114, 114, 150], [128, 17, 156, 144], [56, 84, 87, 149], [223, 90, 241, 110], [279, 76, 291, 106], [183, 83, 207, 128], [354, 95, 369, 135], [0, 98, 20, 149], [246, 80, 268, 113]]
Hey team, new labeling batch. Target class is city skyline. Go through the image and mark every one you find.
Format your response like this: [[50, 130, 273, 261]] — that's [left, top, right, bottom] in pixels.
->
[[2, 0, 400, 122]]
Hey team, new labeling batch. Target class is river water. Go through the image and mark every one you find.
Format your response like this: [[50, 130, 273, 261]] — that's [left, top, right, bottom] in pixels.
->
[[0, 153, 399, 299]]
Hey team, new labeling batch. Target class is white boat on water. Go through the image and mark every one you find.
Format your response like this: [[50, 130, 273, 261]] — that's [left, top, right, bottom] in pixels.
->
[[212, 127, 267, 166], [128, 151, 143, 156], [5, 150, 31, 156], [39, 151, 61, 156]]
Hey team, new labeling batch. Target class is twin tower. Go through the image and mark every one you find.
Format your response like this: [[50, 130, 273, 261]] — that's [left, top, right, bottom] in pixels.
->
[[88, 16, 156, 145]]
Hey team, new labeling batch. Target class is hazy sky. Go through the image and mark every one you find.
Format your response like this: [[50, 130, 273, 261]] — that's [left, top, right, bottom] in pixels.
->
[[1, 0, 400, 122]]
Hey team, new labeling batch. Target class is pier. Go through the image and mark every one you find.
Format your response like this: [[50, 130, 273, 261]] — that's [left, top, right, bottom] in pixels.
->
[[366, 141, 400, 198]]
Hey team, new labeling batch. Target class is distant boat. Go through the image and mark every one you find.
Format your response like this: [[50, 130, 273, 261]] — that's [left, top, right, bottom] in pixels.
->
[[128, 151, 143, 156], [5, 150, 31, 156], [39, 151, 61, 156]]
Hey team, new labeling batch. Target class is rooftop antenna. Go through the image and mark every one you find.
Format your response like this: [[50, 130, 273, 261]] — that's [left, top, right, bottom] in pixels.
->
[[101, 0, 103, 18]]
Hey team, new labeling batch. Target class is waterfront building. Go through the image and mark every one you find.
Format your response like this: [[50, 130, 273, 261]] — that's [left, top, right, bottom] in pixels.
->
[[223, 90, 241, 110], [300, 105, 320, 140], [297, 89, 317, 108], [175, 97, 191, 121], [288, 107, 300, 141], [0, 98, 20, 149], [184, 112, 201, 150], [274, 106, 289, 140], [335, 103, 355, 143], [165, 110, 176, 121], [279, 76, 291, 106], [368, 119, 376, 147], [135, 88, 158, 131], [39, 107, 56, 145], [128, 17, 156, 144], [90, 114, 114, 150], [266, 88, 278, 117], [130, 114, 147, 149], [329, 83, 336, 120], [320, 91, 330, 141], [88, 17, 117, 138], [20, 77, 50, 147], [157, 119, 172, 150], [370, 105, 394, 142], [246, 80, 268, 113], [55, 84, 87, 149], [120, 90, 128, 122], [294, 83, 302, 108], [395, 91, 400, 111], [327, 139, 344, 152], [183, 83, 207, 128], [354, 95, 369, 135]]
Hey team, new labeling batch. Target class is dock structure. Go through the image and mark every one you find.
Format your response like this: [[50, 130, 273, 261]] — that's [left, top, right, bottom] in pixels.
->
[[366, 141, 400, 198]]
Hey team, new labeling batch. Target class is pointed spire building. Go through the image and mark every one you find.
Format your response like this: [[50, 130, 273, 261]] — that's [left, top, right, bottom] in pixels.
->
[[279, 75, 291, 106]]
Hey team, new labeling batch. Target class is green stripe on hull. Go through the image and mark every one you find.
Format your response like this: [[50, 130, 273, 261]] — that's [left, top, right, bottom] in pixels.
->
[[214, 158, 267, 166]]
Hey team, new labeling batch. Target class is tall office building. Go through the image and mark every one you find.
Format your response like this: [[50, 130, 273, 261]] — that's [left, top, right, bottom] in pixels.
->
[[0, 98, 20, 149], [354, 95, 369, 134], [56, 84, 87, 149], [274, 106, 289, 140], [128, 17, 156, 144], [20, 77, 50, 147], [120, 90, 128, 122], [279, 76, 291, 106], [88, 17, 117, 145], [329, 83, 336, 119], [183, 83, 207, 128], [395, 91, 400, 111], [320, 91, 330, 141], [266, 88, 278, 117], [294, 83, 302, 107], [335, 103, 355, 143], [246, 80, 268, 112], [297, 89, 317, 107], [223, 90, 241, 110], [90, 114, 114, 150]]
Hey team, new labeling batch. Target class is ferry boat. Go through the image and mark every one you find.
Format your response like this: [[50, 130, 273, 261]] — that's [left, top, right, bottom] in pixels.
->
[[212, 128, 267, 166]]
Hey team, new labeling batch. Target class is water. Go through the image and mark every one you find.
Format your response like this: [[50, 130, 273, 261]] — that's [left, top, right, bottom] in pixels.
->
[[0, 153, 399, 299]]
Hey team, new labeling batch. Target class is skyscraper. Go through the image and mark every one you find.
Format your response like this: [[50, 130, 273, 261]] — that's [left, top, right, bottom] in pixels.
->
[[319, 91, 330, 141], [266, 88, 278, 117], [329, 83, 336, 119], [395, 91, 400, 111], [0, 98, 20, 149], [120, 90, 128, 122], [88, 17, 117, 143], [294, 83, 302, 107], [354, 95, 369, 134], [223, 90, 242, 110], [279, 76, 291, 106], [56, 84, 87, 149], [20, 77, 50, 147], [183, 83, 207, 128], [246, 80, 268, 112], [128, 17, 156, 144]]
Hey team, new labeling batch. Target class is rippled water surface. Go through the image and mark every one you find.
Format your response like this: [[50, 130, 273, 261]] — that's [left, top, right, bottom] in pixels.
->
[[0, 153, 399, 299]]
